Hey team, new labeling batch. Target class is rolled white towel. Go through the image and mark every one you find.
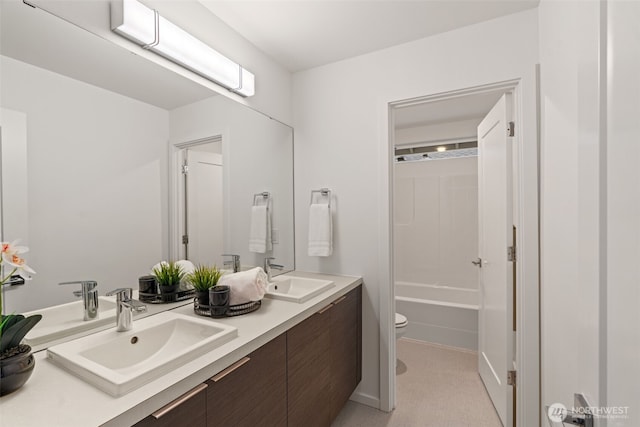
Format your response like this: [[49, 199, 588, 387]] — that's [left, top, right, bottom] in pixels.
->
[[218, 267, 268, 305], [175, 260, 196, 276], [150, 260, 195, 286], [150, 261, 168, 273]]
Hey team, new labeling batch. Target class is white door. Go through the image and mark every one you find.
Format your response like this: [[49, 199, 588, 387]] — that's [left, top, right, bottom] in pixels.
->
[[186, 149, 224, 267], [477, 93, 514, 426]]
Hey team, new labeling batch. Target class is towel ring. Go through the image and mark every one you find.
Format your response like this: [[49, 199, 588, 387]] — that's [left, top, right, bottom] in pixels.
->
[[310, 188, 331, 208], [253, 192, 271, 206]]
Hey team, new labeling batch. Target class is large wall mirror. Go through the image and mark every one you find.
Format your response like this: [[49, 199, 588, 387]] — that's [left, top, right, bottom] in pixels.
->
[[0, 0, 294, 314]]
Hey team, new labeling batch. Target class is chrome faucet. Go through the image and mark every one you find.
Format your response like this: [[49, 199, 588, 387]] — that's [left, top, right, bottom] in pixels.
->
[[59, 280, 99, 321], [106, 288, 147, 332], [264, 257, 284, 282], [222, 254, 241, 273]]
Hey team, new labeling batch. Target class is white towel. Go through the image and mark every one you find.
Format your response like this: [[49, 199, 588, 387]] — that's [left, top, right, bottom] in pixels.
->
[[151, 260, 194, 274], [218, 267, 268, 305], [308, 203, 332, 256], [151, 260, 195, 286], [249, 205, 272, 253]]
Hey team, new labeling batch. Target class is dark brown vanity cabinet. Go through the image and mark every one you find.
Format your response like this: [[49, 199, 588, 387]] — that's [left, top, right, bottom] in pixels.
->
[[287, 285, 363, 427], [287, 301, 333, 427], [328, 286, 362, 421], [134, 284, 361, 427], [206, 333, 287, 427], [133, 383, 208, 427]]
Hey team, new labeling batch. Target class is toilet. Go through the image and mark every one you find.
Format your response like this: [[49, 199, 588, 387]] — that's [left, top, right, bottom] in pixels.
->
[[395, 313, 408, 340]]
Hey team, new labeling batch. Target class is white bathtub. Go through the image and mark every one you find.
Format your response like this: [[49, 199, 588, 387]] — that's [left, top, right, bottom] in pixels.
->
[[395, 281, 479, 350]]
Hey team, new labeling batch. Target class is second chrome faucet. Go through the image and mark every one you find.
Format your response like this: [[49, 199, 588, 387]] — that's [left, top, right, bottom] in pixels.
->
[[59, 280, 99, 321], [106, 288, 147, 332]]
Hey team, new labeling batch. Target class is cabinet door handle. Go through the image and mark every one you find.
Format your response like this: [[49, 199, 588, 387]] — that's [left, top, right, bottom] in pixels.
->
[[332, 295, 347, 305], [317, 303, 334, 314], [151, 383, 208, 419], [211, 356, 251, 382]]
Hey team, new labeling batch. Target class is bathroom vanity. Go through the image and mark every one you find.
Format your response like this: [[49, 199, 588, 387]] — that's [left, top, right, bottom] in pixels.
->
[[0, 272, 362, 427]]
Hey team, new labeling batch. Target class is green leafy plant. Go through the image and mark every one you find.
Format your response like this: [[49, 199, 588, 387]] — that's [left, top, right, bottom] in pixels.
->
[[186, 264, 222, 291], [0, 314, 42, 358], [152, 261, 185, 287]]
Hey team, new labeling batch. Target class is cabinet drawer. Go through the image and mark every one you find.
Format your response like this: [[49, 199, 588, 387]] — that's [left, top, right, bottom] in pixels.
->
[[134, 383, 207, 427], [329, 287, 361, 420], [207, 333, 287, 427], [287, 304, 333, 427]]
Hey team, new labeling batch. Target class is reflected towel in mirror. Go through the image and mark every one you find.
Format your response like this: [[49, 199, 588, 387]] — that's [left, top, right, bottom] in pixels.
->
[[249, 205, 272, 253]]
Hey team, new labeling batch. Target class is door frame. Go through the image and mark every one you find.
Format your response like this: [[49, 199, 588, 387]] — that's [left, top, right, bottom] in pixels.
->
[[168, 134, 225, 262], [383, 79, 539, 426]]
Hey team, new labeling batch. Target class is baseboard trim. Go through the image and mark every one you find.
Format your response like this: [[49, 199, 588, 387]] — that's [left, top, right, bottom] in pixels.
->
[[404, 321, 478, 351], [400, 337, 478, 355], [349, 391, 380, 410]]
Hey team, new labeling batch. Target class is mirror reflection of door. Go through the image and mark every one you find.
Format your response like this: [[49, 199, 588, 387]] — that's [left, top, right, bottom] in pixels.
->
[[183, 141, 224, 268]]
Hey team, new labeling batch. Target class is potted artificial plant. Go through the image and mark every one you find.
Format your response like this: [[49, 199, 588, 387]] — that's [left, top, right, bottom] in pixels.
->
[[152, 261, 185, 295], [0, 240, 41, 396], [186, 264, 223, 307]]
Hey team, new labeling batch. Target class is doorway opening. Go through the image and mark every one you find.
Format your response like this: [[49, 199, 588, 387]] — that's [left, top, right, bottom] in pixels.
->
[[171, 136, 224, 267], [386, 79, 539, 427]]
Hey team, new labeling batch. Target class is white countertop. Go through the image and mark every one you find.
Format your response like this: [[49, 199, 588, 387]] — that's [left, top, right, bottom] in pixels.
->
[[0, 272, 362, 427]]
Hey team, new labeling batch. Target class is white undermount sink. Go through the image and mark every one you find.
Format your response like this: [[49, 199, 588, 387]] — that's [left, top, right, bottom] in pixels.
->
[[24, 297, 118, 347], [47, 311, 237, 396], [265, 275, 335, 303]]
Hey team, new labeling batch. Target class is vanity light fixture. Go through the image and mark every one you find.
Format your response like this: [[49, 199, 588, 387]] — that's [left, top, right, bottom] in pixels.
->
[[110, 0, 255, 97]]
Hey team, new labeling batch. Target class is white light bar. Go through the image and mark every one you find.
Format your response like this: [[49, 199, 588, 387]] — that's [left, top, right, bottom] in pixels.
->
[[110, 0, 255, 97]]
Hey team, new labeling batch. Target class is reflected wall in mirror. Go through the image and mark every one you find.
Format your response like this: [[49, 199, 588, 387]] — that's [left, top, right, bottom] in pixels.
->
[[168, 96, 294, 271], [0, 1, 294, 316]]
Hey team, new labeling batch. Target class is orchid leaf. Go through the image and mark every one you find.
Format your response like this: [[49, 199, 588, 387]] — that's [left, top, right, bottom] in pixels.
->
[[0, 314, 24, 335], [0, 314, 41, 353]]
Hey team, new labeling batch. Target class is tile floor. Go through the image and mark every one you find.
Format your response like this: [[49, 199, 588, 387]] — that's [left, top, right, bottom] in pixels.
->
[[332, 338, 502, 427]]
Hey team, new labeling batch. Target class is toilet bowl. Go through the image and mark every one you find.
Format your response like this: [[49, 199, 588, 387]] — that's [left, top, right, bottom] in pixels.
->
[[395, 313, 408, 340]]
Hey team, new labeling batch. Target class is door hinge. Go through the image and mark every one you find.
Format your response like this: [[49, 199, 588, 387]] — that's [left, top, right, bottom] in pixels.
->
[[507, 370, 517, 386], [182, 235, 189, 245], [507, 121, 515, 137], [508, 245, 516, 262], [181, 164, 189, 174]]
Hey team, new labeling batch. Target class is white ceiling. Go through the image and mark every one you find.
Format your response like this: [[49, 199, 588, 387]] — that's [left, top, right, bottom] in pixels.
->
[[1, 0, 539, 111], [0, 0, 216, 110], [394, 90, 505, 129], [199, 0, 540, 72]]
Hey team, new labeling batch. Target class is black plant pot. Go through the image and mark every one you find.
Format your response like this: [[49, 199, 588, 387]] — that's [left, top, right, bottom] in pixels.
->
[[159, 284, 178, 294], [0, 344, 35, 396], [195, 290, 210, 307]]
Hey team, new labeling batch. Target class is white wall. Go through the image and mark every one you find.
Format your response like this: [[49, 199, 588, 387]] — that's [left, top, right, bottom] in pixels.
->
[[607, 1, 640, 425], [28, 0, 292, 125], [538, 0, 603, 416], [394, 157, 478, 291], [0, 108, 29, 245], [1, 56, 169, 312], [293, 9, 539, 412]]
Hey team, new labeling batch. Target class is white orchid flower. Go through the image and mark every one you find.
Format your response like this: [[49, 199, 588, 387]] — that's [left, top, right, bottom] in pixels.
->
[[1, 240, 36, 276]]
